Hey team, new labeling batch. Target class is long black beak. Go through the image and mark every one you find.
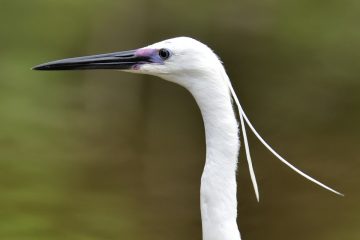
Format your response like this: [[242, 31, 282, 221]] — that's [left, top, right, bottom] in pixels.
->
[[33, 50, 149, 71]]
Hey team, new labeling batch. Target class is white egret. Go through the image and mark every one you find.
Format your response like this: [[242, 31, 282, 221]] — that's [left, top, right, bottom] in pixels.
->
[[33, 37, 342, 240]]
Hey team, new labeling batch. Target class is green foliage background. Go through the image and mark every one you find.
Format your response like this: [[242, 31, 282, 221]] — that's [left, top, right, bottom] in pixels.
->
[[0, 0, 359, 239]]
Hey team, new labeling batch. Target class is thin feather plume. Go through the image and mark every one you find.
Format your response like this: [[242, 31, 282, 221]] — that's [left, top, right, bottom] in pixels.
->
[[239, 111, 260, 201], [226, 81, 344, 199]]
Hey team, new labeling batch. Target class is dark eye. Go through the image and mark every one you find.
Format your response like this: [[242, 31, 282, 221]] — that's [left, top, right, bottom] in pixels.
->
[[158, 48, 171, 60]]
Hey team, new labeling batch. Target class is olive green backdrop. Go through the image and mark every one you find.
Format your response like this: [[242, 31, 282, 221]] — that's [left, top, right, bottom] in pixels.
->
[[0, 0, 359, 239]]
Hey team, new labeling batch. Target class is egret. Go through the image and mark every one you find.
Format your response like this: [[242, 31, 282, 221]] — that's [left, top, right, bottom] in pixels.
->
[[33, 37, 342, 240]]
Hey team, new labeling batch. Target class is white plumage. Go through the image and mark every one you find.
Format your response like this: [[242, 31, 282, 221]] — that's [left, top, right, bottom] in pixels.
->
[[34, 36, 342, 240], [136, 37, 342, 240]]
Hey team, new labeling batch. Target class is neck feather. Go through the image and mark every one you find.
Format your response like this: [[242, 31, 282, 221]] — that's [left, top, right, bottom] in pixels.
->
[[186, 72, 241, 240]]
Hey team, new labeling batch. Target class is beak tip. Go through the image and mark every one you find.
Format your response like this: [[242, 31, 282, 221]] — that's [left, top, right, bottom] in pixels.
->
[[32, 64, 47, 71]]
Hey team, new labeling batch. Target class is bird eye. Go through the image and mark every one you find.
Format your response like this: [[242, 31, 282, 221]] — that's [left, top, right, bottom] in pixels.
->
[[158, 48, 171, 60]]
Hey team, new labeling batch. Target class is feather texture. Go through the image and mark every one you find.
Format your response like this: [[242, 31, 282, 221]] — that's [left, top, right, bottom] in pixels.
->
[[227, 80, 344, 198]]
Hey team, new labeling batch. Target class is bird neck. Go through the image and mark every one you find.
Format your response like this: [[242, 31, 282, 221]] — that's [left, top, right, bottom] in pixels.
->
[[186, 72, 241, 240]]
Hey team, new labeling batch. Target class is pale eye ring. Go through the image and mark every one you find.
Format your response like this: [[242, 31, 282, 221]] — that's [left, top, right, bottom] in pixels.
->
[[158, 48, 171, 60]]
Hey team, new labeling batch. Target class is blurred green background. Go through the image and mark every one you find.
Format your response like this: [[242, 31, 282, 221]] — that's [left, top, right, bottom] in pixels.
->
[[0, 0, 359, 239]]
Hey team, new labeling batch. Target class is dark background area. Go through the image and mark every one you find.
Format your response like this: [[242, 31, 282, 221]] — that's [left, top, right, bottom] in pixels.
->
[[0, 0, 359, 239]]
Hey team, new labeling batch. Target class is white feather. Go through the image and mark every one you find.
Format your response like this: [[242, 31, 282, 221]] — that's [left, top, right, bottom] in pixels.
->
[[227, 80, 344, 197], [239, 106, 260, 201]]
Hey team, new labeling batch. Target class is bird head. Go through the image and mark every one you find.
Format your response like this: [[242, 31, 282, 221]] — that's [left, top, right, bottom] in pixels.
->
[[33, 37, 224, 88], [33, 36, 345, 200]]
